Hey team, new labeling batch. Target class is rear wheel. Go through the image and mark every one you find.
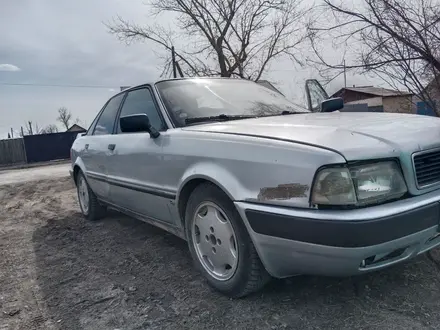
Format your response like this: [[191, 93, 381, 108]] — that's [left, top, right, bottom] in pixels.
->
[[185, 183, 270, 298], [76, 172, 106, 221]]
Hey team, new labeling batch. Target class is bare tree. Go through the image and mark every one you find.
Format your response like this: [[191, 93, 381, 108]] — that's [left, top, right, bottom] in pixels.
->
[[25, 121, 35, 135], [309, 0, 440, 114], [40, 124, 59, 134], [19, 121, 39, 136], [57, 107, 72, 130], [107, 0, 310, 80], [27, 121, 33, 135]]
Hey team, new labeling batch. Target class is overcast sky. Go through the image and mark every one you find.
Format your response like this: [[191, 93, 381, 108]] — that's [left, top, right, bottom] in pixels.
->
[[0, 0, 381, 138]]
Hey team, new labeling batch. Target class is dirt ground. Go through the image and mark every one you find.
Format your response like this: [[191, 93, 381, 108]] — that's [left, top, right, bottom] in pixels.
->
[[2, 171, 440, 330]]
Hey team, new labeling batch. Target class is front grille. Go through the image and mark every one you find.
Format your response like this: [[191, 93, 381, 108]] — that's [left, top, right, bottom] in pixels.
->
[[414, 149, 440, 187]]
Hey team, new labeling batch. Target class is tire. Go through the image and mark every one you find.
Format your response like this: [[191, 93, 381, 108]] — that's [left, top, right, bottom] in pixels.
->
[[185, 183, 270, 298], [76, 171, 107, 221]]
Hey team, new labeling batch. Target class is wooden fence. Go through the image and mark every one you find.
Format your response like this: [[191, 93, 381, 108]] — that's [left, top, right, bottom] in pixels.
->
[[0, 138, 26, 166]]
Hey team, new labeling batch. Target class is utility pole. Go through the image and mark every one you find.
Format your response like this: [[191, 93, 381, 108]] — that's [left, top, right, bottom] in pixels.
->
[[171, 46, 177, 78], [10, 128, 13, 138], [343, 59, 347, 88], [175, 61, 184, 78]]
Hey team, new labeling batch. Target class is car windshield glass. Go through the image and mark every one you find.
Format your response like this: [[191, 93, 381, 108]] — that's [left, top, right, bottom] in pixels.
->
[[155, 79, 309, 126]]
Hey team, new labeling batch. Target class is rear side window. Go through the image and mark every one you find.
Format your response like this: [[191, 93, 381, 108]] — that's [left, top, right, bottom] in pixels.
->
[[86, 110, 101, 135], [117, 88, 165, 133], [93, 93, 125, 135]]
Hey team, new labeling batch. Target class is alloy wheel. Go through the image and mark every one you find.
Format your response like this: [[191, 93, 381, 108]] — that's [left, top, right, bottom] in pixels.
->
[[191, 201, 239, 281]]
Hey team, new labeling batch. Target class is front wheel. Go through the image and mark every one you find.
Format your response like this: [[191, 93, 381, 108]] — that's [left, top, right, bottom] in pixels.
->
[[76, 172, 106, 221], [185, 183, 270, 298]]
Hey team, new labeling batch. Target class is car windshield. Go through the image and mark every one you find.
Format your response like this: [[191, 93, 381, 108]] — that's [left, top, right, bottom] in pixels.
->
[[155, 79, 309, 126]]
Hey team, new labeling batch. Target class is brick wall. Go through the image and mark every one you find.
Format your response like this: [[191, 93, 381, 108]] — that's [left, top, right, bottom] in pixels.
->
[[411, 79, 440, 115], [427, 79, 440, 113], [382, 95, 413, 114]]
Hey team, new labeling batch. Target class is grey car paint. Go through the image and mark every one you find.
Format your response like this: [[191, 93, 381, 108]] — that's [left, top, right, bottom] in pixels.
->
[[182, 112, 440, 196], [234, 187, 440, 277], [80, 135, 112, 198], [105, 132, 175, 223], [71, 79, 440, 280]]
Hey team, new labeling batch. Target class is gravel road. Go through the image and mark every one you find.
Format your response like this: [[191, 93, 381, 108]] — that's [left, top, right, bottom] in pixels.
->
[[1, 167, 440, 329], [0, 163, 70, 185]]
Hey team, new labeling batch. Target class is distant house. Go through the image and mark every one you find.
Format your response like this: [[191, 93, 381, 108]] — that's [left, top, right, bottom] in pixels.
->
[[67, 124, 86, 132], [331, 86, 413, 113], [413, 77, 439, 116]]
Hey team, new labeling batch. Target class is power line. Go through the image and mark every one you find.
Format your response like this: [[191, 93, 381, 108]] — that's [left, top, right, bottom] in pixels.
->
[[0, 82, 116, 89]]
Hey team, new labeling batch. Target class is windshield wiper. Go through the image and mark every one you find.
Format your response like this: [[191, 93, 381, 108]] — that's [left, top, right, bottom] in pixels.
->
[[185, 111, 304, 125], [185, 114, 257, 124]]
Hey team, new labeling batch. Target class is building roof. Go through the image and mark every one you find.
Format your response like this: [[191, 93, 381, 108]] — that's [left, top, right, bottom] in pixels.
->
[[67, 124, 86, 132], [332, 86, 413, 98]]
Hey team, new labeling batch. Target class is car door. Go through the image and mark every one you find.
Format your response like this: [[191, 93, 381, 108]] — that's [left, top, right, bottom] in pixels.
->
[[81, 93, 125, 200], [106, 86, 174, 223]]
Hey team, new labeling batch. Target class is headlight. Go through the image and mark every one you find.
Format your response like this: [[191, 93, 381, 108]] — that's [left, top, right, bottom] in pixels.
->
[[311, 161, 407, 207]]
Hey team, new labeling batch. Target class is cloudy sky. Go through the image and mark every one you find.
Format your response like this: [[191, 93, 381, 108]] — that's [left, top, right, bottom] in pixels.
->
[[0, 0, 380, 138]]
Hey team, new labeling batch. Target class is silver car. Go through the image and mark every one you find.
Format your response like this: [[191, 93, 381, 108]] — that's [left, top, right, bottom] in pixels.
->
[[70, 78, 440, 298]]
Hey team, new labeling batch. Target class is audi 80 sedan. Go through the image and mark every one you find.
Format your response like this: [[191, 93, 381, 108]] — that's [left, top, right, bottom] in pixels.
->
[[70, 77, 440, 297]]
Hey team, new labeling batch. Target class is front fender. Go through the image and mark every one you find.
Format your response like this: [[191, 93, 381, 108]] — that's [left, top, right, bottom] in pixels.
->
[[72, 156, 87, 181], [177, 161, 249, 202]]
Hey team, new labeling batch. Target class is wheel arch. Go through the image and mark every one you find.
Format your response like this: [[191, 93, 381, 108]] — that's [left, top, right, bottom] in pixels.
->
[[176, 164, 245, 228], [72, 157, 87, 185], [178, 169, 271, 296]]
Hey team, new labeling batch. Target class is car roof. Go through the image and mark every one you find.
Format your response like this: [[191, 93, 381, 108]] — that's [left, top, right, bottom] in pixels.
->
[[111, 77, 253, 97]]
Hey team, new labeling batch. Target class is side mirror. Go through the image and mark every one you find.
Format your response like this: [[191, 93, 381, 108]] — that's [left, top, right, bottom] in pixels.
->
[[120, 114, 160, 138], [321, 97, 344, 112]]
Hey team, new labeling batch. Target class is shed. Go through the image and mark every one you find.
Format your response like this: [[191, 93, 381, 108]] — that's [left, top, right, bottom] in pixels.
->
[[66, 124, 86, 132], [331, 86, 413, 113]]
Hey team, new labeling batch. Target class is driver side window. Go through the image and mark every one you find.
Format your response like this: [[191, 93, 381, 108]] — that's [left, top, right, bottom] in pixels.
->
[[117, 88, 165, 134]]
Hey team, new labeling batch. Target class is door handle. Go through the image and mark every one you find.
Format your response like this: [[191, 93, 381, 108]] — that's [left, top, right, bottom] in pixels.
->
[[108, 144, 116, 151], [84, 144, 89, 150]]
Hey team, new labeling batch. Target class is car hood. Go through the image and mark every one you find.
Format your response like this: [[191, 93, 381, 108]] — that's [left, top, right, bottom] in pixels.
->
[[182, 112, 440, 160]]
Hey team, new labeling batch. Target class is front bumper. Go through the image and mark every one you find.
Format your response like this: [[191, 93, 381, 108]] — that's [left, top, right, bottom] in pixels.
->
[[234, 192, 440, 278]]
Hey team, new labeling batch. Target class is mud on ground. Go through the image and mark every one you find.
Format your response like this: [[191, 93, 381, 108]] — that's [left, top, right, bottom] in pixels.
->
[[1, 177, 440, 330]]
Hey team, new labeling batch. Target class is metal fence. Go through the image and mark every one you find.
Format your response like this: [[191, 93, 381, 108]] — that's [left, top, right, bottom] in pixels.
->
[[23, 131, 83, 164], [0, 138, 27, 166], [0, 130, 85, 167]]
